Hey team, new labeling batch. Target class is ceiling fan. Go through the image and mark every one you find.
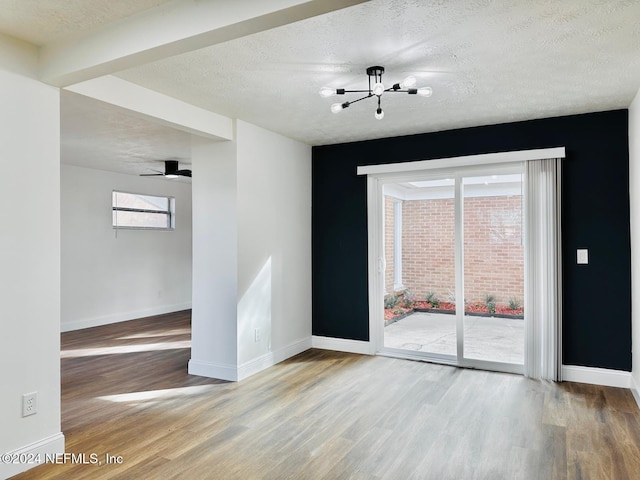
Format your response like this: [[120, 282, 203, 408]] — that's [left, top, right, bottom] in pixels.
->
[[140, 160, 191, 178]]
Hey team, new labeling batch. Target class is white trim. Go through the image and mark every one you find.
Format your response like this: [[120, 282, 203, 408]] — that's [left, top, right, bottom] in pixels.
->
[[357, 147, 566, 176], [631, 375, 640, 410], [561, 365, 632, 388], [238, 354, 274, 381], [1, 432, 65, 479], [188, 359, 238, 382], [367, 175, 385, 354], [189, 338, 312, 382], [273, 337, 313, 364], [454, 173, 464, 361], [312, 336, 373, 355], [61, 303, 192, 332], [392, 199, 403, 290], [237, 337, 312, 381]]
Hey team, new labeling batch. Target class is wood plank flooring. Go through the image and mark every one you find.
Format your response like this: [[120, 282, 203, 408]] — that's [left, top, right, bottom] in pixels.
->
[[12, 311, 640, 480]]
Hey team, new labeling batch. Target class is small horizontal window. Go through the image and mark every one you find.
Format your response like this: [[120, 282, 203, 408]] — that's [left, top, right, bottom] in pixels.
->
[[112, 191, 175, 230]]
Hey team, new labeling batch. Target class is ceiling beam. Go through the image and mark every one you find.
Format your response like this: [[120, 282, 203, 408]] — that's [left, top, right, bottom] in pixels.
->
[[65, 76, 233, 141], [40, 0, 369, 87]]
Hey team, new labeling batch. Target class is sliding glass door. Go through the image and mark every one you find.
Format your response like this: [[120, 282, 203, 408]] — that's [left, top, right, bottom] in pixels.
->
[[380, 164, 525, 374], [461, 172, 524, 372], [382, 179, 457, 361]]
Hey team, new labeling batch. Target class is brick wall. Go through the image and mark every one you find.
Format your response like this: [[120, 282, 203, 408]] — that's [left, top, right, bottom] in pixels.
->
[[402, 197, 456, 302], [385, 195, 524, 306], [463, 195, 523, 305]]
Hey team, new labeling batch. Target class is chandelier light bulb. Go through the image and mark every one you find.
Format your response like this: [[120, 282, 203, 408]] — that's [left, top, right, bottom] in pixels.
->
[[401, 75, 416, 88], [319, 87, 336, 98], [375, 107, 384, 120], [331, 102, 349, 113], [417, 86, 433, 97], [372, 82, 385, 96]]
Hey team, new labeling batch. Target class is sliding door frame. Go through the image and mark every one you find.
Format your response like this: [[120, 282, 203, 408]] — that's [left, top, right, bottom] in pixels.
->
[[361, 147, 565, 374]]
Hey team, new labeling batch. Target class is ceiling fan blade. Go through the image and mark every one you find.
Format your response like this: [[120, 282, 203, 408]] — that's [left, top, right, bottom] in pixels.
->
[[138, 160, 191, 178]]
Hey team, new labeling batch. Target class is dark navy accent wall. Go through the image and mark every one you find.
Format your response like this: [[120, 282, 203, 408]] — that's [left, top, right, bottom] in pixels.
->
[[312, 110, 631, 371]]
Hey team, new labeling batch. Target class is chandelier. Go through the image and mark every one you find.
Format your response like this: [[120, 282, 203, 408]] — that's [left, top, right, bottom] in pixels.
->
[[319, 66, 432, 120]]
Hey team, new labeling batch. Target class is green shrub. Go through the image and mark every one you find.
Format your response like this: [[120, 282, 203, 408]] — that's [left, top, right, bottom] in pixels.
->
[[484, 294, 496, 304], [384, 295, 398, 309], [485, 294, 496, 314], [426, 291, 440, 308], [508, 297, 521, 310], [487, 302, 496, 314], [403, 290, 416, 308]]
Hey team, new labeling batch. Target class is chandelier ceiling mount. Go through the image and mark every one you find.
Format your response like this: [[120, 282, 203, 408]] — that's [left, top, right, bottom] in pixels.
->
[[319, 65, 432, 120]]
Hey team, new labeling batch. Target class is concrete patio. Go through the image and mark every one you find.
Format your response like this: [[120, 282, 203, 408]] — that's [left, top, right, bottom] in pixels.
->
[[384, 311, 524, 364]]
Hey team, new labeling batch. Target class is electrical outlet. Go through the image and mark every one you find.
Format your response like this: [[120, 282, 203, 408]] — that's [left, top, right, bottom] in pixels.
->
[[22, 392, 37, 417], [254, 328, 261, 343]]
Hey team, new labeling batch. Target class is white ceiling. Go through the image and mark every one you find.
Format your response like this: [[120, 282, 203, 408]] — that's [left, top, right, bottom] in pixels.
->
[[3, 0, 640, 175], [60, 90, 192, 177], [0, 0, 173, 46]]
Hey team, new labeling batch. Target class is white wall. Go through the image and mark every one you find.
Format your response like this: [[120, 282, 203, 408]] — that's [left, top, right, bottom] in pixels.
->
[[189, 138, 239, 380], [61, 164, 192, 331], [629, 88, 640, 403], [0, 34, 63, 478], [236, 120, 312, 367], [189, 121, 311, 381]]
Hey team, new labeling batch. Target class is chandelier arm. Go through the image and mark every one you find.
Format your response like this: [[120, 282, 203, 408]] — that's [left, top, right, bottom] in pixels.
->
[[340, 90, 373, 94], [337, 88, 418, 95], [347, 93, 375, 105]]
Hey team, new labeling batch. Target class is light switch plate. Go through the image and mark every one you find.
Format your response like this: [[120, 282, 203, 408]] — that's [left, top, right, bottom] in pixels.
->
[[577, 249, 589, 265]]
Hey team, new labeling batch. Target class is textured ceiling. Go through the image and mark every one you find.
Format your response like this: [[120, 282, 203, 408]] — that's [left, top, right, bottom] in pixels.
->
[[3, 0, 640, 175], [61, 91, 191, 178], [0, 0, 173, 46], [116, 0, 640, 146]]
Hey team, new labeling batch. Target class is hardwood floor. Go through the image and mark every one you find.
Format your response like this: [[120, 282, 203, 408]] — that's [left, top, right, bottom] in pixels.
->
[[12, 311, 640, 480]]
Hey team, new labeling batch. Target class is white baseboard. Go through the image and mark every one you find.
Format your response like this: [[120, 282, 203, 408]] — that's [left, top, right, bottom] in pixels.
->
[[61, 303, 192, 332], [312, 335, 373, 355], [1, 432, 65, 480], [189, 337, 313, 382], [188, 359, 238, 382], [631, 375, 640, 410], [238, 337, 312, 381], [561, 364, 632, 388], [273, 336, 313, 364]]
